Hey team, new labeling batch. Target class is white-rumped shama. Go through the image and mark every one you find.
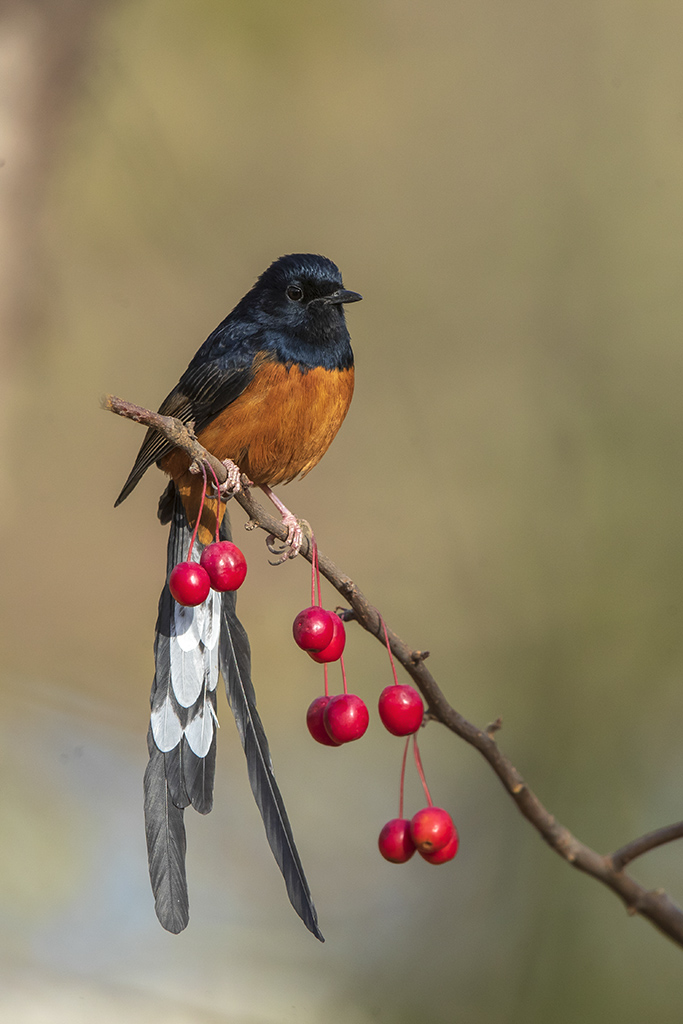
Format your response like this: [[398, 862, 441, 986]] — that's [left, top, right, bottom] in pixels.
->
[[115, 254, 361, 938]]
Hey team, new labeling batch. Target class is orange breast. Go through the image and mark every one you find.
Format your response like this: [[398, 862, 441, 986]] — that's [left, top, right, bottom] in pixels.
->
[[161, 361, 354, 542], [196, 362, 354, 486]]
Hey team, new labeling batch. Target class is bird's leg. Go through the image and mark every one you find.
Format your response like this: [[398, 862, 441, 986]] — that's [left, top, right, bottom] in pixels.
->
[[261, 484, 303, 562]]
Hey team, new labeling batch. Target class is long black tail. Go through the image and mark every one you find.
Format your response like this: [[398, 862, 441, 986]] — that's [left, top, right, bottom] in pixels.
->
[[219, 562, 323, 941], [143, 488, 322, 939]]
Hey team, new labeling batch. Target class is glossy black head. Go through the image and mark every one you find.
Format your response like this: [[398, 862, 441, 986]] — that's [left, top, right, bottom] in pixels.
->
[[232, 253, 361, 369], [256, 253, 362, 308], [252, 252, 362, 313], [192, 254, 360, 374]]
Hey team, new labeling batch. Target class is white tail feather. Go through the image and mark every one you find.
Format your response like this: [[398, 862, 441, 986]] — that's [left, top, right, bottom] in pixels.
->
[[202, 590, 221, 650], [170, 637, 206, 707], [208, 641, 219, 691], [184, 703, 215, 758], [173, 600, 203, 652], [151, 694, 184, 752]]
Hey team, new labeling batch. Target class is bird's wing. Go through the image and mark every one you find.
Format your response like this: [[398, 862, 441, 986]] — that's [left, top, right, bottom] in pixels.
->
[[114, 356, 258, 507]]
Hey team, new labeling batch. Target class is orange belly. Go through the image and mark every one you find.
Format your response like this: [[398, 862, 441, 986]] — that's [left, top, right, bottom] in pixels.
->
[[198, 362, 354, 486], [162, 362, 354, 541]]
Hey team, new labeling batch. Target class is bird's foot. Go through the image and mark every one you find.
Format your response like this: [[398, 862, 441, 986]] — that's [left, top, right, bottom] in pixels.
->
[[266, 515, 303, 564], [218, 458, 246, 496], [261, 485, 306, 563]]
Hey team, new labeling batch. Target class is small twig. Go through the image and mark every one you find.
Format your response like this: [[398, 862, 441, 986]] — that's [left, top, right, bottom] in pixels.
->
[[107, 395, 683, 950], [611, 822, 683, 873], [104, 395, 230, 485]]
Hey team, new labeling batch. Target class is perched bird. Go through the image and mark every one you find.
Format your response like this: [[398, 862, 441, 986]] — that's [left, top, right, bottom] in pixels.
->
[[116, 254, 361, 938]]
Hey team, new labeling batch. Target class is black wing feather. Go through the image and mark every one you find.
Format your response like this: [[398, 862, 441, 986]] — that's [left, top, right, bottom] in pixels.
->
[[182, 726, 217, 815], [163, 741, 190, 810], [114, 357, 257, 506], [144, 732, 189, 934], [218, 511, 323, 941]]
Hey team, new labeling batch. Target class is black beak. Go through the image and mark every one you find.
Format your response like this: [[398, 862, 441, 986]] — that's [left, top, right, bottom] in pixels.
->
[[325, 288, 363, 305]]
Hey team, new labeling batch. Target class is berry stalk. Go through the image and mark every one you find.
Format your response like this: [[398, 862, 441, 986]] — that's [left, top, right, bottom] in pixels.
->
[[399, 737, 410, 819], [413, 735, 433, 807], [381, 615, 400, 687], [187, 462, 209, 562]]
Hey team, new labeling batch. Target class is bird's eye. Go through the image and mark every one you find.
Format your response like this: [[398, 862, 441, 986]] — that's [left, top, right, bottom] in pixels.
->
[[286, 284, 304, 302]]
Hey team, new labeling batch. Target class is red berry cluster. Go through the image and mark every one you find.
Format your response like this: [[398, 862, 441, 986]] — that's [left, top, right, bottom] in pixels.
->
[[294, 546, 459, 867], [375, 620, 458, 867], [379, 807, 459, 865], [293, 605, 346, 662], [378, 735, 458, 866], [292, 542, 366, 745], [168, 465, 247, 607], [306, 692, 369, 746]]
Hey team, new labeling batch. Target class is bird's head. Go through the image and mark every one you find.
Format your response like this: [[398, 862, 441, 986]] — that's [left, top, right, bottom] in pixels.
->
[[248, 253, 362, 339]]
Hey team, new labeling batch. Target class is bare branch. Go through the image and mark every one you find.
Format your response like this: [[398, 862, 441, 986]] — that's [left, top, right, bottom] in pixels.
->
[[107, 395, 683, 949], [611, 822, 683, 873], [104, 395, 229, 483]]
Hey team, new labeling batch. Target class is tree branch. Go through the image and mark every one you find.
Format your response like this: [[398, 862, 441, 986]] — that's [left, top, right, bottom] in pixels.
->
[[107, 394, 683, 949], [611, 822, 683, 873], [103, 395, 229, 482]]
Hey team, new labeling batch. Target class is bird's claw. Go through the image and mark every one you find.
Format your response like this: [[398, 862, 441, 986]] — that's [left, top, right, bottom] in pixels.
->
[[266, 514, 303, 564], [218, 458, 245, 496]]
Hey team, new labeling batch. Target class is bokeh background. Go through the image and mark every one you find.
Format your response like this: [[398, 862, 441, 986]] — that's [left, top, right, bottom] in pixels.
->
[[2, 1, 683, 1020]]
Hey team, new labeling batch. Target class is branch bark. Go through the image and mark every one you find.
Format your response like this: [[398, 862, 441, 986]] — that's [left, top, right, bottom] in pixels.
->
[[107, 394, 683, 949]]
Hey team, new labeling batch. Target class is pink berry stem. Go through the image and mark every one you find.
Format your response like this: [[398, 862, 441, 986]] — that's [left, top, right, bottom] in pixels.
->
[[340, 652, 349, 695], [413, 734, 434, 807], [323, 663, 329, 698], [310, 537, 317, 606], [380, 616, 400, 687], [187, 462, 208, 561], [207, 464, 222, 543], [314, 537, 322, 606], [309, 535, 322, 607], [399, 737, 410, 819]]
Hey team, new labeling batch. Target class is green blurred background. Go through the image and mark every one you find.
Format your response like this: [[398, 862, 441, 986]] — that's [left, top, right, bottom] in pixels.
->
[[2, 0, 683, 1019]]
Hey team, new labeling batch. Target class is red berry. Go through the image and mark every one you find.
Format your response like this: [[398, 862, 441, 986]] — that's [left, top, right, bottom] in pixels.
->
[[293, 606, 335, 652], [200, 541, 247, 591], [306, 696, 341, 746], [169, 562, 211, 606], [308, 614, 346, 663], [410, 807, 455, 854], [419, 827, 459, 864], [378, 818, 416, 863], [323, 693, 369, 743], [378, 685, 424, 736]]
